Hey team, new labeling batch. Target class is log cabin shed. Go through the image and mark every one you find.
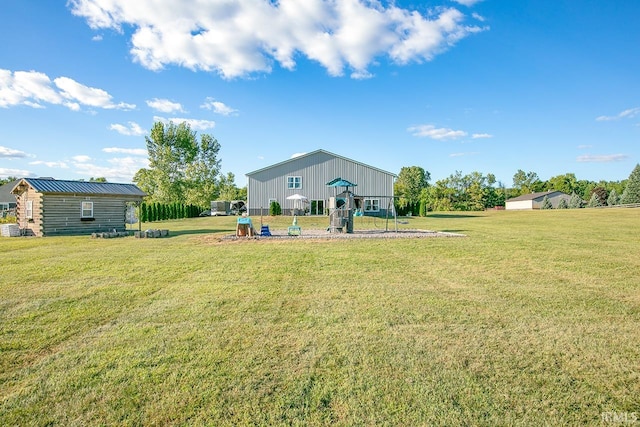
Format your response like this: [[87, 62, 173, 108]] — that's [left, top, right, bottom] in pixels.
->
[[11, 178, 146, 236]]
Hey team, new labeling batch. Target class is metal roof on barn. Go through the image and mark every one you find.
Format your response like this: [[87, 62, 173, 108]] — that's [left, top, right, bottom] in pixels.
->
[[12, 178, 146, 197], [246, 149, 397, 177], [506, 190, 565, 202]]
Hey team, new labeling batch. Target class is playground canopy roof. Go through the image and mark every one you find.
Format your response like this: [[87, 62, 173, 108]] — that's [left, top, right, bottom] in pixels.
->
[[326, 177, 357, 187]]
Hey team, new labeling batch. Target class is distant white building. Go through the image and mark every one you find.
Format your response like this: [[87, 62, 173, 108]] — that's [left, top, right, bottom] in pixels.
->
[[505, 190, 571, 210]]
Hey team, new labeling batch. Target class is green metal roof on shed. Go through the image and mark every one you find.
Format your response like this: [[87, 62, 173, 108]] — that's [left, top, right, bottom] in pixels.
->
[[12, 178, 146, 197]]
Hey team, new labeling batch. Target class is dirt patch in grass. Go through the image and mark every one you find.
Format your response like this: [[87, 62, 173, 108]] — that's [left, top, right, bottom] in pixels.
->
[[218, 228, 465, 242], [193, 228, 465, 245]]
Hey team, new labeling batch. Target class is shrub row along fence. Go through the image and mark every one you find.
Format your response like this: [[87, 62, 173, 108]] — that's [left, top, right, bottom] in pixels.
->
[[139, 203, 205, 222]]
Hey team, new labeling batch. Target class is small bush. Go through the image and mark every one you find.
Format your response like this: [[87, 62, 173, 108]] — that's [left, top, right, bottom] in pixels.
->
[[557, 199, 568, 209], [541, 195, 553, 209], [0, 215, 17, 224], [269, 200, 282, 216]]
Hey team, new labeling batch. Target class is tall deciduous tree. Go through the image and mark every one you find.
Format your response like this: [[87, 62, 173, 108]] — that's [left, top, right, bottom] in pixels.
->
[[134, 121, 221, 206], [546, 173, 578, 195], [425, 171, 499, 211], [217, 172, 244, 201], [512, 169, 544, 195], [394, 166, 430, 213], [620, 164, 640, 204]]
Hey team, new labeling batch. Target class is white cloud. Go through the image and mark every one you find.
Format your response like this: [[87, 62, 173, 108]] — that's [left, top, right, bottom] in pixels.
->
[[471, 13, 485, 22], [72, 155, 92, 163], [201, 97, 238, 116], [153, 116, 216, 130], [577, 144, 593, 149], [54, 77, 135, 110], [596, 107, 640, 121], [408, 124, 467, 140], [452, 0, 483, 6], [0, 69, 135, 110], [68, 0, 487, 79], [146, 98, 184, 113], [471, 133, 492, 139], [577, 154, 628, 163], [0, 167, 32, 178], [109, 121, 147, 136], [73, 156, 149, 182], [103, 147, 148, 156], [0, 145, 28, 158], [92, 34, 103, 41], [29, 160, 69, 168]]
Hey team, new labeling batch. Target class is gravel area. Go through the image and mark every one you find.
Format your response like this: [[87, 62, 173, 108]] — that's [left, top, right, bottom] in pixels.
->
[[224, 228, 465, 240]]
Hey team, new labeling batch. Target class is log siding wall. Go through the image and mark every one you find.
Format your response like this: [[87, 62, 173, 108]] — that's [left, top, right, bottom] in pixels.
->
[[41, 195, 132, 236]]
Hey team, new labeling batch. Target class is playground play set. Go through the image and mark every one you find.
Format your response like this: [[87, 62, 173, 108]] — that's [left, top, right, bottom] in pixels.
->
[[235, 177, 398, 238]]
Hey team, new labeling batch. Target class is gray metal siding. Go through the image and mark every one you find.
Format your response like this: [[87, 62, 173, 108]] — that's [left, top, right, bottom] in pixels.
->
[[247, 151, 395, 215]]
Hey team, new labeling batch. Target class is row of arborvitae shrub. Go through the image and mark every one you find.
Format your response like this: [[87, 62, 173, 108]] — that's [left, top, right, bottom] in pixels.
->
[[139, 202, 204, 222]]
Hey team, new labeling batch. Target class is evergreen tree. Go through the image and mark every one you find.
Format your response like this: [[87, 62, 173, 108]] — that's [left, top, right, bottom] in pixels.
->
[[590, 187, 608, 206], [620, 164, 640, 204], [541, 195, 553, 209], [140, 203, 148, 222], [557, 198, 568, 209], [607, 189, 619, 206], [419, 199, 428, 217], [568, 193, 583, 209], [587, 192, 602, 208]]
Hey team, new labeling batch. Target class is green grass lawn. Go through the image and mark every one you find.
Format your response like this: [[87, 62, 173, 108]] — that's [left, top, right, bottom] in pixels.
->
[[1, 209, 639, 426]]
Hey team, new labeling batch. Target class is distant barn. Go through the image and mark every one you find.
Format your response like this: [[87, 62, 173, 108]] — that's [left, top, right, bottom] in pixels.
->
[[11, 178, 146, 236], [505, 190, 571, 210]]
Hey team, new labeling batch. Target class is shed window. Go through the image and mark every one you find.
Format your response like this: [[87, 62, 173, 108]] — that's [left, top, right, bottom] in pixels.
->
[[364, 199, 380, 212], [81, 201, 94, 218], [287, 176, 302, 189], [26, 200, 33, 219]]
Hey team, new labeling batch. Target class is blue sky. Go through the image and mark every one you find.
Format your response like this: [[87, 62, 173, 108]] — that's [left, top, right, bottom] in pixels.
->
[[1, 0, 638, 187]]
